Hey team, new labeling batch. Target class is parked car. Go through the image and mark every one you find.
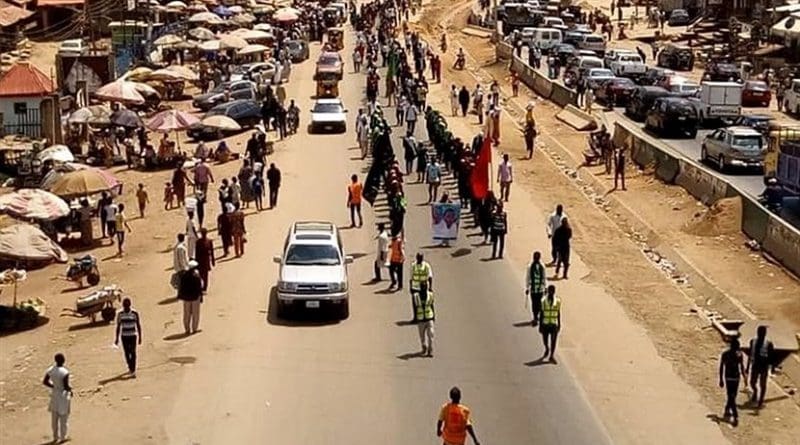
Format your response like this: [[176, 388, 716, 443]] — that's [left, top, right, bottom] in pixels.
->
[[667, 9, 691, 26], [309, 98, 348, 133], [58, 39, 88, 55], [659, 76, 700, 97], [272, 221, 353, 319], [703, 61, 742, 82], [576, 33, 606, 55], [552, 43, 577, 65], [229, 61, 276, 82], [625, 86, 673, 121], [609, 53, 646, 77], [596, 77, 637, 106], [565, 55, 603, 80], [187, 99, 262, 140], [741, 80, 772, 107], [657, 43, 694, 71], [644, 97, 699, 138], [640, 67, 675, 86], [701, 126, 767, 171], [604, 48, 636, 69], [542, 16, 567, 31], [731, 114, 775, 134], [192, 80, 257, 111], [582, 68, 615, 89], [285, 39, 310, 62]]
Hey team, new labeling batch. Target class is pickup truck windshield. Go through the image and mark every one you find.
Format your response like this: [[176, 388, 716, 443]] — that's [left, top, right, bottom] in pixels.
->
[[285, 244, 341, 265]]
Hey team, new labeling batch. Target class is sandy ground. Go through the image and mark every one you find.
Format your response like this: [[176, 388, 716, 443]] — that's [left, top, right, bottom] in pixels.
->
[[415, 0, 800, 443], [0, 1, 798, 444]]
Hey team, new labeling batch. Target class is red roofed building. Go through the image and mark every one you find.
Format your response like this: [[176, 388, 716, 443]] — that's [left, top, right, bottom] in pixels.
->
[[0, 62, 56, 139]]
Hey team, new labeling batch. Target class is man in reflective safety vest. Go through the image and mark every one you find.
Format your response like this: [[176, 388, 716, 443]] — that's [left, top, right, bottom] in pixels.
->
[[414, 289, 435, 356], [538, 285, 561, 362], [410, 252, 433, 319], [437, 386, 480, 445]]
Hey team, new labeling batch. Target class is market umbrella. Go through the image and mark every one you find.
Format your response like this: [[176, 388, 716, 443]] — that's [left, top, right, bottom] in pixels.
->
[[175, 40, 200, 50], [228, 5, 244, 13], [165, 64, 199, 81], [188, 26, 216, 40], [110, 109, 143, 128], [237, 43, 269, 55], [37, 145, 75, 163], [166, 0, 187, 8], [121, 66, 153, 81], [46, 167, 120, 198], [0, 189, 70, 221], [273, 8, 299, 22], [199, 39, 223, 51], [146, 109, 199, 132], [253, 23, 273, 32], [187, 3, 208, 12], [148, 68, 183, 80], [231, 13, 256, 25], [68, 105, 111, 125], [189, 11, 224, 23], [94, 81, 145, 105], [218, 34, 248, 49], [213, 5, 233, 16], [129, 81, 159, 97], [0, 224, 68, 264], [153, 34, 184, 46], [39, 163, 89, 190], [231, 29, 272, 41], [201, 115, 241, 130]]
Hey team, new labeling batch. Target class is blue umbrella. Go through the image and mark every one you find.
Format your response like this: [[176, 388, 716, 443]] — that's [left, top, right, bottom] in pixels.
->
[[213, 5, 233, 17]]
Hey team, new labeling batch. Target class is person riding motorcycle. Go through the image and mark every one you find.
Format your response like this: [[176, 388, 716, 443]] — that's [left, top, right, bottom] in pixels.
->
[[759, 178, 784, 212], [454, 48, 465, 70], [287, 100, 300, 134]]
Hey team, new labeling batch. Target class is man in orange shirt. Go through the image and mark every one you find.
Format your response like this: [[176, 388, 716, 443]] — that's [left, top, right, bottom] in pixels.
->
[[437, 387, 480, 445], [347, 174, 364, 228]]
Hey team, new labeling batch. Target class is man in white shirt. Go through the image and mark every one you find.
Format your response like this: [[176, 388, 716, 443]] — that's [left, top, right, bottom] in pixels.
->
[[426, 158, 442, 203], [374, 223, 390, 282], [43, 353, 72, 444], [546, 204, 567, 265], [449, 84, 459, 117], [497, 153, 513, 202], [405, 103, 419, 135]]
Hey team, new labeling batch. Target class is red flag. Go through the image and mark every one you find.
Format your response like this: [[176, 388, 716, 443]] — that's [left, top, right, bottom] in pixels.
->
[[470, 136, 492, 200]]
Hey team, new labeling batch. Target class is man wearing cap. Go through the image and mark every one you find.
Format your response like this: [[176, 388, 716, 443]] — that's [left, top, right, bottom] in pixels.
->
[[178, 260, 204, 335]]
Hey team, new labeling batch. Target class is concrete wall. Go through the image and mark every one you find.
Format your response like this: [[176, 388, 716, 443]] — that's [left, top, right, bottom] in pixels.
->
[[614, 120, 800, 278], [495, 44, 576, 107]]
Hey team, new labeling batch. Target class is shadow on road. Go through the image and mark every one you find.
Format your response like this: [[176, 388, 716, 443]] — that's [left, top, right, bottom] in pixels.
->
[[97, 372, 134, 386], [397, 351, 426, 360], [265, 286, 341, 327]]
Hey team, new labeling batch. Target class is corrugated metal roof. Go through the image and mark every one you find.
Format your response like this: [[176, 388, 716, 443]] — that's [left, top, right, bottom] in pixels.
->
[[0, 1, 34, 27], [0, 62, 54, 97]]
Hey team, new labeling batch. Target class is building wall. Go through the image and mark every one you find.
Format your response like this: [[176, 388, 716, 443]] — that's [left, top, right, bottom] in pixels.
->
[[0, 96, 43, 138]]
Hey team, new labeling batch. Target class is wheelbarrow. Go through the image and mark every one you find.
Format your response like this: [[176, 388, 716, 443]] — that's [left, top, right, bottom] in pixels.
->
[[61, 285, 123, 323]]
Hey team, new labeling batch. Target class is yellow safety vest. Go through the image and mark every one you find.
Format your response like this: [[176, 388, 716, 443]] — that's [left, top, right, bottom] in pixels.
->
[[541, 297, 561, 326], [411, 261, 431, 289], [414, 291, 435, 321]]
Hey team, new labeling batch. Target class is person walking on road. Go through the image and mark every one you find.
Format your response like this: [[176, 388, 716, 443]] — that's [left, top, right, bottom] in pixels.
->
[[426, 157, 442, 203], [719, 338, 747, 427], [553, 217, 572, 279], [136, 183, 149, 218], [195, 228, 215, 292], [437, 387, 480, 445], [388, 234, 405, 290], [497, 153, 513, 201], [347, 174, 364, 227], [458, 86, 470, 117], [374, 223, 390, 282], [114, 203, 132, 257], [178, 261, 203, 335], [747, 325, 774, 408], [267, 163, 281, 208], [490, 202, 508, 259], [415, 286, 435, 357], [539, 285, 561, 362], [525, 251, 547, 326], [185, 210, 199, 259], [230, 205, 246, 257], [613, 145, 627, 190], [524, 119, 537, 159], [193, 158, 214, 194], [114, 297, 142, 377], [546, 204, 567, 265], [43, 353, 72, 444], [405, 102, 419, 135], [172, 233, 189, 290], [410, 252, 433, 319], [450, 85, 459, 116]]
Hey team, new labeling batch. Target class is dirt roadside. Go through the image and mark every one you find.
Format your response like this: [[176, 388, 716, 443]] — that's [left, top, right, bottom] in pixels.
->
[[412, 0, 800, 443]]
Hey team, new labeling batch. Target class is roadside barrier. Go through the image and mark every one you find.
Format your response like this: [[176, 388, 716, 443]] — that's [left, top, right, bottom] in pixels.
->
[[550, 83, 578, 107], [556, 105, 597, 131], [532, 71, 553, 99]]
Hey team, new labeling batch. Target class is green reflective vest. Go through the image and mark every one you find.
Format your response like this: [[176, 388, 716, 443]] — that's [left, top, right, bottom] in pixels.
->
[[541, 297, 561, 326], [415, 291, 435, 321], [411, 261, 431, 289]]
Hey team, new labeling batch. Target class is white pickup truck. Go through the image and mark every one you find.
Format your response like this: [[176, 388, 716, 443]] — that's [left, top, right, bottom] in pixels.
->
[[696, 81, 742, 122], [784, 79, 800, 115], [609, 53, 646, 77]]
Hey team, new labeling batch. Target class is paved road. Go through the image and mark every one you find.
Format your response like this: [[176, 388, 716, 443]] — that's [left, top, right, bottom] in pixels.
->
[[162, 26, 612, 444]]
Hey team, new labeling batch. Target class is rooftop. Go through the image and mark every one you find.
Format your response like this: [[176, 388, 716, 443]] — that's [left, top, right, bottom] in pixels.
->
[[0, 62, 54, 97]]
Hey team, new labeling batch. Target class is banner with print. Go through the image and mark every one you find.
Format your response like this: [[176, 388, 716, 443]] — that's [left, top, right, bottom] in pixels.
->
[[431, 203, 461, 241]]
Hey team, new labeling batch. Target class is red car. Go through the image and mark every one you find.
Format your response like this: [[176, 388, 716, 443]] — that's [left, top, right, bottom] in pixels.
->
[[742, 80, 772, 107], [597, 77, 637, 106]]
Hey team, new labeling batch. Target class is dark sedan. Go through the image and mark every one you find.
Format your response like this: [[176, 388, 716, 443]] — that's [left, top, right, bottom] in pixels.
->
[[640, 67, 675, 86], [644, 97, 699, 138], [552, 43, 577, 65], [596, 77, 636, 106], [741, 80, 772, 107], [191, 80, 257, 111], [286, 39, 310, 63], [702, 62, 742, 82], [187, 99, 262, 141], [731, 114, 774, 134]]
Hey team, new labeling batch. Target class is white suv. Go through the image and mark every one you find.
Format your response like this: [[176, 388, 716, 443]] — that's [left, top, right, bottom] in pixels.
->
[[273, 222, 352, 319]]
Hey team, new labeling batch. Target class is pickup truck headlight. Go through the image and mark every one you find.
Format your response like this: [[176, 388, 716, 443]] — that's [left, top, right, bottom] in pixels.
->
[[278, 281, 297, 292], [329, 281, 348, 292]]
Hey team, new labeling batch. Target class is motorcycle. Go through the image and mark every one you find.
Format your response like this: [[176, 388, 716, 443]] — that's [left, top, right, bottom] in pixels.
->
[[454, 54, 465, 70], [66, 255, 100, 288]]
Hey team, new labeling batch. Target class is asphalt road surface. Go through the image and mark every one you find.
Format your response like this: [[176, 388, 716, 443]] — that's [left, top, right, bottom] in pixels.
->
[[162, 28, 612, 444]]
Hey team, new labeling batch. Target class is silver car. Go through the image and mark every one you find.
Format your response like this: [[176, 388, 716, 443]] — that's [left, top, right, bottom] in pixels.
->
[[701, 126, 766, 171]]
